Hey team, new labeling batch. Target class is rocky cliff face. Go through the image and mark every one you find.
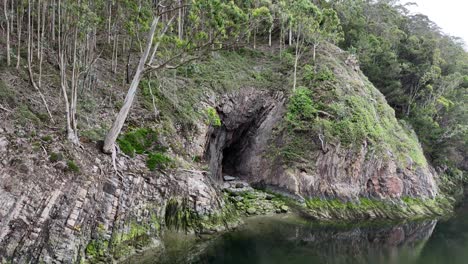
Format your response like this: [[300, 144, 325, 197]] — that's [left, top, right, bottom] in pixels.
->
[[0, 133, 231, 263], [206, 45, 438, 202]]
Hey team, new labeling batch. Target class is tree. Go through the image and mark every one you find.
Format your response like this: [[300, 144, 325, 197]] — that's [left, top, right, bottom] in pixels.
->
[[103, 0, 247, 154], [250, 6, 272, 49], [27, 0, 54, 123], [311, 8, 343, 61], [289, 0, 321, 90], [56, 0, 100, 143], [3, 0, 11, 66]]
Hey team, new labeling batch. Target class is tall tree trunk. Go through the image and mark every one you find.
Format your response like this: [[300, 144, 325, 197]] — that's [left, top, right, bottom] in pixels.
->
[[27, 0, 54, 123], [16, 4, 23, 69], [313, 43, 317, 62], [293, 25, 302, 91], [178, 0, 183, 39], [107, 1, 112, 44], [51, 0, 55, 41], [268, 25, 272, 47], [103, 17, 160, 154], [253, 28, 257, 49], [4, 0, 11, 66]]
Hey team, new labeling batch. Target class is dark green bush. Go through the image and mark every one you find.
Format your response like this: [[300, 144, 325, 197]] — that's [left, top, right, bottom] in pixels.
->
[[146, 153, 173, 171], [286, 87, 317, 129]]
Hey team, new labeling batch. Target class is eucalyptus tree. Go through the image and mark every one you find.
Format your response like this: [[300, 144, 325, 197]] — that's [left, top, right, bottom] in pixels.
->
[[102, 0, 247, 154], [311, 8, 343, 61], [27, 0, 54, 122], [250, 5, 272, 49], [289, 0, 321, 90], [56, 0, 100, 143], [3, 0, 11, 66]]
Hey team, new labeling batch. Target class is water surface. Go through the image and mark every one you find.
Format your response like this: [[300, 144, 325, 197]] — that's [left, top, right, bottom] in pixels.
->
[[133, 199, 468, 264]]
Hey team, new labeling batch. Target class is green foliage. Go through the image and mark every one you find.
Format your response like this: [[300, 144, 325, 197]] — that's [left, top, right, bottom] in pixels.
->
[[332, 0, 467, 171], [302, 65, 335, 84], [15, 105, 41, 126], [286, 87, 317, 129], [146, 153, 173, 171], [41, 135, 53, 142], [67, 160, 80, 173], [0, 79, 17, 107], [205, 107, 221, 127], [117, 128, 173, 171], [49, 152, 63, 163], [117, 128, 161, 157]]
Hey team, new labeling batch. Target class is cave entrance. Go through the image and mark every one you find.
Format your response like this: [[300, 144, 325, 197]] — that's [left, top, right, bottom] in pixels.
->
[[220, 121, 254, 178], [204, 88, 284, 182]]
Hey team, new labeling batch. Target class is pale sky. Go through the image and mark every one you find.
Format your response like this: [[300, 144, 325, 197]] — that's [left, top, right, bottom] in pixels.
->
[[401, 0, 468, 47]]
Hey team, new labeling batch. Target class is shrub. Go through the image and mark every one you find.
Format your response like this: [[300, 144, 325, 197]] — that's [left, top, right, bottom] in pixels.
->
[[205, 107, 222, 127], [146, 153, 173, 171], [286, 87, 317, 129]]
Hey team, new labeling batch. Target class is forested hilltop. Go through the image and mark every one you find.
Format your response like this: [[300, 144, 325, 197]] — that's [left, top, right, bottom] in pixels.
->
[[0, 0, 467, 263]]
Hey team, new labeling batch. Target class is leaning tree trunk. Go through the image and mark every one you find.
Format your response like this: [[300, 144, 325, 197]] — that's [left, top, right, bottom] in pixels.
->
[[102, 17, 160, 154]]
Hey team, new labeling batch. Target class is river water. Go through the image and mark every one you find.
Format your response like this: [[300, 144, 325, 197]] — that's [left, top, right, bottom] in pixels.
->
[[132, 199, 468, 264]]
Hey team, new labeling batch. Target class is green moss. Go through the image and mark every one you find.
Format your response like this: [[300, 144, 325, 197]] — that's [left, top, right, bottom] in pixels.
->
[[304, 196, 452, 220], [117, 128, 161, 157], [205, 107, 221, 127], [117, 128, 176, 171], [164, 196, 239, 233]]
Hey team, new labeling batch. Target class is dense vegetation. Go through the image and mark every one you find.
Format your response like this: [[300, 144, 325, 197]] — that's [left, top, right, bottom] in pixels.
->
[[1, 0, 466, 177]]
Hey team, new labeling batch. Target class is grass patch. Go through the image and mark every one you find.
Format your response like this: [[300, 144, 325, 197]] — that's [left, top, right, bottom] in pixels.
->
[[67, 160, 80, 173], [117, 128, 173, 171]]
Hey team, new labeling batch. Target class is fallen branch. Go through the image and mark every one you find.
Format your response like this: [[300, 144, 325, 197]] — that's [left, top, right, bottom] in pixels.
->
[[179, 169, 209, 174], [317, 110, 334, 118], [0, 104, 12, 112]]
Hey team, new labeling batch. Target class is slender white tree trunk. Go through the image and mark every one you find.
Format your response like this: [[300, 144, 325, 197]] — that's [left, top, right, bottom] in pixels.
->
[[16, 5, 23, 69], [268, 25, 272, 47], [4, 0, 11, 66], [293, 25, 302, 91], [103, 17, 160, 154], [27, 0, 54, 123]]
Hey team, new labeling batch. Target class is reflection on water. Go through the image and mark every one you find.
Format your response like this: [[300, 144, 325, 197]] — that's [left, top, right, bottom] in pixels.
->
[[192, 217, 437, 264], [131, 199, 468, 264]]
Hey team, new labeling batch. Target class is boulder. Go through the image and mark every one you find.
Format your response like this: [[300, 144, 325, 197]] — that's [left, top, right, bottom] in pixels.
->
[[223, 175, 236, 181]]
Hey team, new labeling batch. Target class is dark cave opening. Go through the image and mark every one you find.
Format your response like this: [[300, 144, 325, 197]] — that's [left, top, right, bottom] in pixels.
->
[[205, 88, 284, 182], [220, 121, 255, 178]]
